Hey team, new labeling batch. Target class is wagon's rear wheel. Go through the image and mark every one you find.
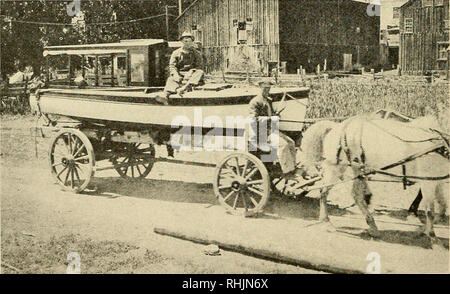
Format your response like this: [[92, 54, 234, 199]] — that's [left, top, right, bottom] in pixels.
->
[[214, 152, 270, 216], [111, 143, 155, 179], [49, 129, 95, 193]]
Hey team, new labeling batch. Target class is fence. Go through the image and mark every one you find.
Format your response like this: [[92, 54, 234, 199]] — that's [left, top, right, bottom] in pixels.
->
[[0, 80, 31, 115]]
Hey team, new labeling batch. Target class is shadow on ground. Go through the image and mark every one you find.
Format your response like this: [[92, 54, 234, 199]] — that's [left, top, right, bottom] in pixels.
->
[[85, 176, 448, 251]]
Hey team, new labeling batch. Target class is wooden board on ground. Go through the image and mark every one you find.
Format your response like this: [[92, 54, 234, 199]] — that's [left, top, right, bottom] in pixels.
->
[[153, 205, 449, 274]]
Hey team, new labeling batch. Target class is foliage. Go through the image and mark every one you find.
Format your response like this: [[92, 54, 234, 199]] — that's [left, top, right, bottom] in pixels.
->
[[1, 0, 192, 79]]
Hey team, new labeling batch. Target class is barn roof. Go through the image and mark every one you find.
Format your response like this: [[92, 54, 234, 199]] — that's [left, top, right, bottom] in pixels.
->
[[175, 0, 374, 22]]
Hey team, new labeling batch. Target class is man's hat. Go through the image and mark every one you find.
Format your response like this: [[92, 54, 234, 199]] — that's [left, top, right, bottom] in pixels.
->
[[180, 31, 195, 41], [258, 80, 274, 88]]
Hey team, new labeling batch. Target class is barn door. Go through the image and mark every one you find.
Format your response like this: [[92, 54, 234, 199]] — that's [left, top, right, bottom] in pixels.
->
[[343, 54, 353, 72]]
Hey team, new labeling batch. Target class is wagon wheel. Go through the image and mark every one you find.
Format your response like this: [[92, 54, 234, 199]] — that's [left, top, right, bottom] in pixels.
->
[[49, 129, 95, 193], [213, 152, 270, 216], [111, 143, 155, 179]]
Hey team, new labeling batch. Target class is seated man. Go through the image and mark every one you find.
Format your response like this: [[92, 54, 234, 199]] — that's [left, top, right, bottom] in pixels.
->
[[248, 81, 302, 186], [155, 31, 205, 105]]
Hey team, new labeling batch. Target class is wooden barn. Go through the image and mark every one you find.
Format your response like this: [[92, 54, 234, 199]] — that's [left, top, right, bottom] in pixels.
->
[[175, 0, 380, 74], [399, 0, 449, 75]]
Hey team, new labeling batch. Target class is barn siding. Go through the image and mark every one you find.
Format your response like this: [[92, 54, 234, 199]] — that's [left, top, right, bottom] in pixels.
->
[[400, 0, 449, 75], [177, 0, 279, 73], [177, 0, 379, 74]]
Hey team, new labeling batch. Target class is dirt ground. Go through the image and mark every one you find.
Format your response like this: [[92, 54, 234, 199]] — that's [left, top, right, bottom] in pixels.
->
[[1, 115, 448, 274]]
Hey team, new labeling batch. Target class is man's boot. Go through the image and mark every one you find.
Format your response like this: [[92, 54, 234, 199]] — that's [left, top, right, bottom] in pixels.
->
[[176, 84, 192, 96], [155, 92, 169, 105]]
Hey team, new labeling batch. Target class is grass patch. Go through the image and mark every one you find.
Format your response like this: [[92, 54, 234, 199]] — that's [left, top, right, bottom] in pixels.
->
[[1, 233, 166, 274]]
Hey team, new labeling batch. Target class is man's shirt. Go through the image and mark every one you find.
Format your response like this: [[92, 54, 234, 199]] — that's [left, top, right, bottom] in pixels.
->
[[169, 48, 204, 76], [248, 94, 277, 149], [248, 94, 273, 118]]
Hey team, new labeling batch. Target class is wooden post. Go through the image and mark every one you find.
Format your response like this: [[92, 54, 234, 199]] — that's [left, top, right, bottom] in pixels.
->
[[126, 49, 130, 86], [110, 54, 115, 87], [371, 68, 375, 80], [316, 64, 320, 76], [68, 55, 72, 86], [46, 58, 50, 84], [81, 56, 85, 78], [165, 5, 170, 41], [95, 56, 99, 86], [324, 58, 327, 72]]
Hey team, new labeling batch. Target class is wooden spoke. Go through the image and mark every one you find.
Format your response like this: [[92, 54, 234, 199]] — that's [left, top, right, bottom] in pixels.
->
[[139, 147, 154, 153], [249, 195, 259, 207], [52, 162, 64, 168], [223, 190, 236, 202], [245, 167, 259, 180], [64, 167, 71, 186], [247, 179, 264, 185], [136, 164, 143, 176], [74, 155, 90, 162], [70, 167, 75, 188], [234, 157, 241, 176], [72, 141, 84, 158], [232, 192, 239, 209], [56, 166, 68, 179], [241, 192, 248, 210], [241, 159, 249, 178], [75, 164, 86, 178], [224, 166, 237, 176], [68, 133, 73, 154], [248, 186, 264, 197], [73, 166, 81, 183], [218, 185, 232, 190]]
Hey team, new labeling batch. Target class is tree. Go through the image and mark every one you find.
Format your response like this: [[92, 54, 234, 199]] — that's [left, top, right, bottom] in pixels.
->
[[1, 0, 185, 79]]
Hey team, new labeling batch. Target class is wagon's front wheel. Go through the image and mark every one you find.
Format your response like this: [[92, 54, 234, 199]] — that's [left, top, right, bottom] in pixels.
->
[[214, 152, 270, 216], [49, 129, 95, 193]]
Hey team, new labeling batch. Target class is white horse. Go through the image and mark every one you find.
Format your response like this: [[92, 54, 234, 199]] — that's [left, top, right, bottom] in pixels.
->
[[301, 115, 449, 239]]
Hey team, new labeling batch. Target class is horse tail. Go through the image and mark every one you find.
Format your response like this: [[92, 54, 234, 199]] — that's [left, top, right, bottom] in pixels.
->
[[301, 120, 338, 164]]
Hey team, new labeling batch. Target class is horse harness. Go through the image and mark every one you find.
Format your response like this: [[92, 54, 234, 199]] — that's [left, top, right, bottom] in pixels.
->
[[335, 117, 449, 187]]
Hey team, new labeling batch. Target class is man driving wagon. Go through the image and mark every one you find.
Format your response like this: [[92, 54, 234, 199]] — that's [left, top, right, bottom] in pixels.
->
[[248, 81, 305, 194]]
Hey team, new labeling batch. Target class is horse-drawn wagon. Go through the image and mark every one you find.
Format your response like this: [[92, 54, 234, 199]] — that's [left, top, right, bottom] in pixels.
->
[[30, 83, 313, 215], [30, 39, 314, 215], [31, 39, 449, 239]]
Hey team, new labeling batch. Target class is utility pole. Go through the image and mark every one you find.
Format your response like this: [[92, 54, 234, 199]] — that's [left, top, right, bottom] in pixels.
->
[[179, 0, 183, 16], [165, 5, 170, 41], [164, 5, 177, 41]]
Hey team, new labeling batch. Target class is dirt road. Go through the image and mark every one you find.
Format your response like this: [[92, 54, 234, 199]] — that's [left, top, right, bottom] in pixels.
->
[[1, 116, 322, 273], [1, 116, 448, 273]]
